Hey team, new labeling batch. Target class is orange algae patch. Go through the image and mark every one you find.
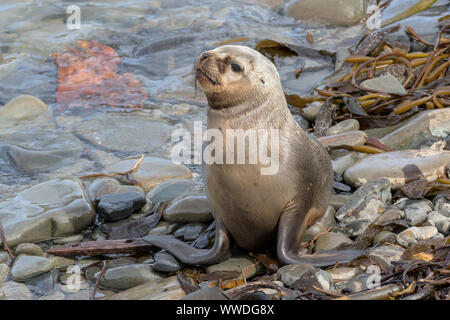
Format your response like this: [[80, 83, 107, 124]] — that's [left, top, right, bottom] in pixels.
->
[[52, 40, 146, 109]]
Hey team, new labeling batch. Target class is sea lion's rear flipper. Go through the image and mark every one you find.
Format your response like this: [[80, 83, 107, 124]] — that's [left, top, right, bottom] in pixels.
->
[[277, 202, 365, 268], [143, 220, 231, 265]]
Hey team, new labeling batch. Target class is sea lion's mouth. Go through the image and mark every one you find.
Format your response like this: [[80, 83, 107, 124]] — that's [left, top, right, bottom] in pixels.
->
[[196, 67, 220, 86]]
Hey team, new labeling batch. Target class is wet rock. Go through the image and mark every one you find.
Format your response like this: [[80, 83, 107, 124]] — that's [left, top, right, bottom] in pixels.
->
[[152, 251, 182, 273], [341, 273, 373, 293], [327, 119, 360, 135], [147, 221, 172, 236], [0, 281, 33, 300], [314, 232, 353, 252], [302, 206, 336, 242], [0, 130, 83, 172], [182, 287, 228, 300], [25, 269, 58, 296], [427, 211, 450, 235], [14, 243, 44, 257], [433, 194, 450, 216], [327, 267, 360, 283], [119, 185, 145, 196], [0, 251, 10, 264], [402, 200, 433, 226], [332, 152, 366, 176], [106, 156, 192, 191], [318, 130, 367, 149], [396, 226, 438, 247], [374, 208, 404, 225], [330, 194, 351, 211], [98, 264, 163, 291], [87, 178, 121, 201], [373, 231, 396, 246], [96, 191, 146, 222], [48, 256, 75, 270], [10, 255, 53, 281], [344, 149, 450, 188], [174, 223, 206, 241], [206, 257, 261, 280], [381, 109, 450, 150], [369, 245, 405, 266], [0, 178, 94, 247], [164, 194, 213, 223], [336, 178, 391, 237], [108, 276, 186, 300], [285, 0, 365, 26], [0, 263, 9, 285], [315, 270, 334, 291], [361, 75, 407, 96], [0, 95, 51, 130], [277, 264, 316, 287], [53, 234, 84, 245], [75, 113, 175, 154], [146, 179, 194, 208], [301, 101, 322, 121]]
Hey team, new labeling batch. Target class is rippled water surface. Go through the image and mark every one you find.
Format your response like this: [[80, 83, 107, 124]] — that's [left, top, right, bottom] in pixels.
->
[[0, 0, 448, 197]]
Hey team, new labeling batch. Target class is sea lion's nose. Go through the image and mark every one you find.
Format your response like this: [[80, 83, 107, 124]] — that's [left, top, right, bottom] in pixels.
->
[[200, 52, 210, 62]]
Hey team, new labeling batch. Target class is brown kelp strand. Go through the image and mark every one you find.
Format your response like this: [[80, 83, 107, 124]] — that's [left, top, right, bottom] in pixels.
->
[[286, 24, 450, 134]]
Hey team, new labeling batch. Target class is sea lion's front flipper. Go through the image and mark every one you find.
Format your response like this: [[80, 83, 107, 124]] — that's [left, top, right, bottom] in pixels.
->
[[277, 202, 365, 268], [143, 220, 231, 265]]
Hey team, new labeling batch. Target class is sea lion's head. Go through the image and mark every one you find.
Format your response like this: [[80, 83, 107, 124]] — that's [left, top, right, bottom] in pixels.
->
[[195, 45, 282, 109]]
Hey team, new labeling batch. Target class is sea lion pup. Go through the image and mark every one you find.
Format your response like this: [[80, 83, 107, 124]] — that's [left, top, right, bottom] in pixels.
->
[[145, 45, 364, 267]]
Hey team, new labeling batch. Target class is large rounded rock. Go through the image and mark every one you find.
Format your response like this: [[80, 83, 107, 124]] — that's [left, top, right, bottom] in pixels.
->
[[87, 178, 121, 201], [318, 130, 367, 149], [396, 226, 438, 247], [380, 109, 450, 150], [97, 264, 163, 291], [0, 130, 83, 172], [369, 245, 405, 266], [277, 264, 316, 287], [0, 95, 50, 123], [314, 232, 352, 252], [146, 179, 195, 208], [96, 191, 147, 222], [10, 255, 52, 281], [344, 149, 450, 188], [106, 156, 192, 191], [14, 243, 44, 257], [285, 0, 366, 26], [152, 251, 183, 273], [0, 281, 33, 300], [0, 263, 9, 285], [206, 257, 261, 280], [327, 119, 360, 135], [0, 178, 94, 247], [163, 194, 213, 223]]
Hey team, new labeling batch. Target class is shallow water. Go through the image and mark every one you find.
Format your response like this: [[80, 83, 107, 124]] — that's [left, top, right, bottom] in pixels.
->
[[0, 0, 448, 197]]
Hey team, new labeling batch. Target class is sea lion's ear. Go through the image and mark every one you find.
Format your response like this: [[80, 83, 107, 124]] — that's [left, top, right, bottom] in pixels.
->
[[260, 78, 265, 85]]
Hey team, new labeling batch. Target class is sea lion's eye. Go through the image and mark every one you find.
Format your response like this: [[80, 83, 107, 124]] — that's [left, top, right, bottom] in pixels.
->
[[231, 63, 242, 73]]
